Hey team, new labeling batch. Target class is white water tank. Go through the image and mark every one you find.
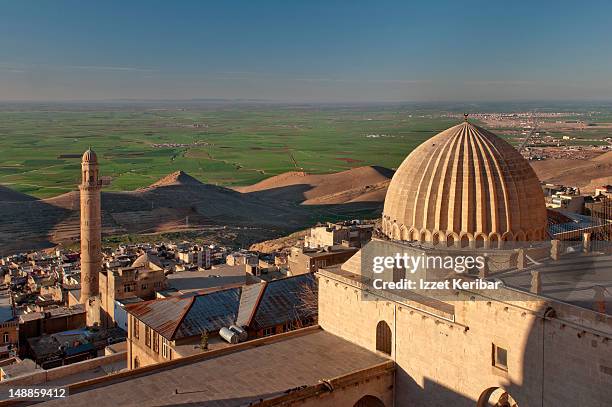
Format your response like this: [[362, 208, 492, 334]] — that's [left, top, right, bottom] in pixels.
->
[[229, 325, 248, 342], [219, 327, 239, 344]]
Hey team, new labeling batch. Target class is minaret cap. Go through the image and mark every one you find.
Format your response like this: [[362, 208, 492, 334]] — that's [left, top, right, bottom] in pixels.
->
[[464, 113, 469, 122], [82, 148, 98, 163]]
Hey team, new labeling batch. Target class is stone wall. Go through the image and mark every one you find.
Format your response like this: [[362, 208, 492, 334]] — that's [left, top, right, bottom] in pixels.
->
[[127, 315, 166, 369], [317, 270, 612, 407], [255, 361, 394, 407], [0, 351, 126, 386]]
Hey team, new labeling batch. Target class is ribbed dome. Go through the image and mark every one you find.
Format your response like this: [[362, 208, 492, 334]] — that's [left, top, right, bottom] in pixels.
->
[[82, 149, 98, 163], [382, 121, 547, 246]]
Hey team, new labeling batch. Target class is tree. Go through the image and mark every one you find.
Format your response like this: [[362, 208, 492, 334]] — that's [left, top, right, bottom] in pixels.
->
[[200, 330, 209, 350]]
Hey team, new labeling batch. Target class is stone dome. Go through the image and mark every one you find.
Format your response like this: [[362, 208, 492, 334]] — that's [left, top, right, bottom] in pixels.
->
[[82, 148, 98, 163], [382, 120, 547, 247]]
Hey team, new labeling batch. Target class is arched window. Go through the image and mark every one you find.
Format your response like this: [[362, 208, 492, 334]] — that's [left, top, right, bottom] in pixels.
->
[[490, 233, 500, 249], [133, 356, 140, 369], [475, 235, 486, 248], [375, 321, 392, 355], [354, 395, 386, 407]]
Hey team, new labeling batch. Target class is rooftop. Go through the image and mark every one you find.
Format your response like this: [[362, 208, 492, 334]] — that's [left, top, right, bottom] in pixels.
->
[[496, 253, 612, 313], [547, 211, 610, 237], [18, 304, 85, 323], [0, 359, 39, 379], [167, 265, 246, 294], [37, 329, 388, 407], [128, 274, 316, 340], [300, 245, 359, 258]]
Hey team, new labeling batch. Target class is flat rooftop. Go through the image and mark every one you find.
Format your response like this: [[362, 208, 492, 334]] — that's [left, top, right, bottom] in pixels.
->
[[167, 264, 247, 294], [38, 329, 388, 407], [496, 253, 612, 313]]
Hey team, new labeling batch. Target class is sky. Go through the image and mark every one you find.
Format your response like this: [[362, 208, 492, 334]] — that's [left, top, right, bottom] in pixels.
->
[[1, 0, 612, 102]]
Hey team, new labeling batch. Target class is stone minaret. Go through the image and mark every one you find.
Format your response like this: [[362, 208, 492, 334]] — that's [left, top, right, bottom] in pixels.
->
[[79, 148, 102, 306]]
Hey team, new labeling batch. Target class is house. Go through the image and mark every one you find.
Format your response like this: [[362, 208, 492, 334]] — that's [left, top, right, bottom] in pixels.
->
[[125, 274, 317, 369]]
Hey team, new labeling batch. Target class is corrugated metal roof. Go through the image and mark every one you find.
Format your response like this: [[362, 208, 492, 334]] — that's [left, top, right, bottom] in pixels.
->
[[127, 275, 317, 340], [249, 274, 317, 331], [127, 295, 194, 340], [174, 287, 241, 339], [549, 212, 607, 236], [127, 286, 242, 340]]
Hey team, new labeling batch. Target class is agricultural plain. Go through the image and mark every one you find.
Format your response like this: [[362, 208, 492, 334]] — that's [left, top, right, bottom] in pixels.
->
[[0, 103, 459, 198]]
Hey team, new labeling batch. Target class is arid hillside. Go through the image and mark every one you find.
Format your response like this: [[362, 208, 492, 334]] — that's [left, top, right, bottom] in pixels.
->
[[531, 151, 612, 192], [234, 166, 393, 204], [0, 168, 393, 255]]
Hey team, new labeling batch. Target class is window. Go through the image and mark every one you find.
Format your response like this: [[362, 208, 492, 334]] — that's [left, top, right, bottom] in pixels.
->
[[133, 357, 139, 369], [3, 332, 8, 344], [376, 321, 392, 355], [262, 327, 274, 337], [132, 317, 139, 339], [162, 337, 169, 358], [145, 326, 151, 348], [392, 265, 405, 283], [141, 283, 148, 290], [492, 344, 508, 371], [154, 281, 161, 288], [153, 333, 159, 353], [124, 283, 135, 293]]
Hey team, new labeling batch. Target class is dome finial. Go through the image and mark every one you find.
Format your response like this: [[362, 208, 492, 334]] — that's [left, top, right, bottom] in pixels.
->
[[464, 113, 469, 122]]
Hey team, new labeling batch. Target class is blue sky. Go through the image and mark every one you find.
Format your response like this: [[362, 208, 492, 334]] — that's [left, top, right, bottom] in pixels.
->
[[1, 0, 611, 102]]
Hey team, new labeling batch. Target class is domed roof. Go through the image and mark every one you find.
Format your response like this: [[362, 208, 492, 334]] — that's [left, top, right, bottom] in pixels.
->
[[382, 120, 547, 246], [82, 148, 98, 163]]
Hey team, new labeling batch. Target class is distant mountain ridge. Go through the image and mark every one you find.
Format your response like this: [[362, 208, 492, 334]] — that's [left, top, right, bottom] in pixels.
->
[[144, 171, 204, 188], [234, 165, 394, 204], [531, 151, 612, 192]]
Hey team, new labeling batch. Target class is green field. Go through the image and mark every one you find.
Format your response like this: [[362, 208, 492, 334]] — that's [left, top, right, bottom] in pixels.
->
[[2, 102, 611, 199], [0, 104, 458, 198]]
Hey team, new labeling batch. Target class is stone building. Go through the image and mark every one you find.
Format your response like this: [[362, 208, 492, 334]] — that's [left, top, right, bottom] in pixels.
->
[[287, 244, 358, 275], [304, 222, 374, 249], [99, 265, 167, 329], [0, 292, 18, 360], [318, 120, 612, 406], [226, 252, 258, 267], [18, 305, 86, 345], [125, 274, 316, 369]]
